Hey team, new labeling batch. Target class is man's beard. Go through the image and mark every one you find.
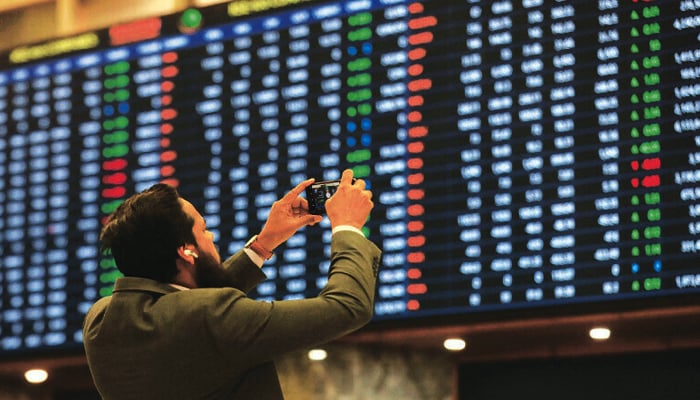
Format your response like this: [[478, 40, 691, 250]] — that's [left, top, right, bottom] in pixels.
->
[[193, 250, 238, 288]]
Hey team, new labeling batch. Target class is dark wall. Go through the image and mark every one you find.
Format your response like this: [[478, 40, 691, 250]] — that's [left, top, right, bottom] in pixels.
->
[[459, 350, 700, 400]]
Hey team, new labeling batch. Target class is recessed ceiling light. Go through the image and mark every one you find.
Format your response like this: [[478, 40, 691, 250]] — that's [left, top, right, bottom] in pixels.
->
[[308, 348, 328, 361], [24, 368, 48, 384], [443, 338, 467, 351], [589, 327, 611, 341]]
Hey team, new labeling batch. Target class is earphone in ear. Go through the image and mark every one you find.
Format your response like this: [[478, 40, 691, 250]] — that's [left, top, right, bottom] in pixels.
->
[[184, 249, 198, 258]]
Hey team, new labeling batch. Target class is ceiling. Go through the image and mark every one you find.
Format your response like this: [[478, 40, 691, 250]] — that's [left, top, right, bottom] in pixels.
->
[[345, 304, 700, 362], [0, 304, 698, 393]]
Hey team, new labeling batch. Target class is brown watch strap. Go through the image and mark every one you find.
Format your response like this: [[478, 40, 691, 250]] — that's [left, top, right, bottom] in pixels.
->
[[246, 236, 274, 260]]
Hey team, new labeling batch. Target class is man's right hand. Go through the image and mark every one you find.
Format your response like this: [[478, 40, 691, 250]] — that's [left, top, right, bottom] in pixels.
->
[[325, 169, 374, 230]]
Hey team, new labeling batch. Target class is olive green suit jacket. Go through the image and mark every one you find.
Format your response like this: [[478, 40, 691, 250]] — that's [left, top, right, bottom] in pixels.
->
[[83, 231, 381, 399]]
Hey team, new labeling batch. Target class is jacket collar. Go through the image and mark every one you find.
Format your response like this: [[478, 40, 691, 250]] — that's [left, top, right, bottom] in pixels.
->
[[112, 276, 180, 295]]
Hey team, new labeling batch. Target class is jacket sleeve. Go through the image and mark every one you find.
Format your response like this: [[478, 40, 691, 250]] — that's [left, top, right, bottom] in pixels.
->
[[221, 250, 268, 293], [205, 230, 381, 366]]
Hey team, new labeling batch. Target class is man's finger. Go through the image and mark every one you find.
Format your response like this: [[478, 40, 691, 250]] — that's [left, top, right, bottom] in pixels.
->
[[303, 215, 323, 226], [339, 169, 354, 186], [282, 178, 315, 201]]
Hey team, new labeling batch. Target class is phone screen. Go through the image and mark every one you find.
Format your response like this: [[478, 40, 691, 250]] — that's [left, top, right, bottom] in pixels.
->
[[305, 180, 341, 215]]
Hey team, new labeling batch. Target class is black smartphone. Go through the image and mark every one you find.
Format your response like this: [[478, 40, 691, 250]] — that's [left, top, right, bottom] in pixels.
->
[[305, 179, 344, 215]]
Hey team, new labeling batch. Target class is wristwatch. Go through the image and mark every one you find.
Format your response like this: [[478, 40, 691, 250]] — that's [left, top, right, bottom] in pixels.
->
[[245, 235, 274, 260]]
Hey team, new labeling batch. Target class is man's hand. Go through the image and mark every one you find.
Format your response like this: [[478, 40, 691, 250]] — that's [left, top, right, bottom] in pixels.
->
[[325, 169, 374, 230], [257, 179, 323, 251]]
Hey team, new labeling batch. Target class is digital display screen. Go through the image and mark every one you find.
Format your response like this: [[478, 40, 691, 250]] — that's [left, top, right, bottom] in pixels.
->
[[1, 0, 699, 355]]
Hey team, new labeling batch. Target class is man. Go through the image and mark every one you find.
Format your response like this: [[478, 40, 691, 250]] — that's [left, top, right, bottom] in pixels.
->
[[83, 169, 381, 399]]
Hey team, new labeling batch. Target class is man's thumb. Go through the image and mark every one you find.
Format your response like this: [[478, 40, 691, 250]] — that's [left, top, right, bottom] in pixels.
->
[[304, 215, 323, 226]]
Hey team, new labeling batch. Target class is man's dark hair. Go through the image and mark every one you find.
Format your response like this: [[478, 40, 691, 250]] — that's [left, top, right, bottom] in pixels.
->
[[100, 183, 196, 282]]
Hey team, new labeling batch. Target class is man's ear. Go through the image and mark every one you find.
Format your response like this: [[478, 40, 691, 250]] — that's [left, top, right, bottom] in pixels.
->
[[173, 246, 198, 289], [177, 246, 198, 261]]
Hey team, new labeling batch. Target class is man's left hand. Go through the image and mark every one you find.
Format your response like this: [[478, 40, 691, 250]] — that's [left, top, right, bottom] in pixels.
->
[[256, 179, 324, 251]]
